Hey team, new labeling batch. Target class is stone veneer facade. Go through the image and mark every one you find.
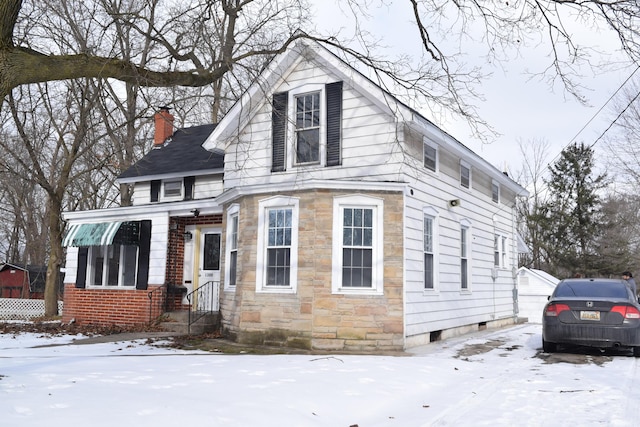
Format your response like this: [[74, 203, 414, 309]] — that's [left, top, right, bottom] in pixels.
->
[[220, 188, 405, 352]]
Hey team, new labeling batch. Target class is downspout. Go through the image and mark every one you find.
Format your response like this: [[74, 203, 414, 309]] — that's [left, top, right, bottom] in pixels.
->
[[511, 203, 519, 321]]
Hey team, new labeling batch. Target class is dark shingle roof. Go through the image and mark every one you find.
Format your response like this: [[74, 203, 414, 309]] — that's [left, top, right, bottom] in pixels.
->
[[118, 124, 223, 180]]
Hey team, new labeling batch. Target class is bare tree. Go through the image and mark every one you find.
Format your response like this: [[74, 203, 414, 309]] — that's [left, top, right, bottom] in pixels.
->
[[515, 138, 552, 270], [1, 0, 639, 315], [2, 1, 638, 132], [603, 77, 640, 190], [4, 79, 102, 313]]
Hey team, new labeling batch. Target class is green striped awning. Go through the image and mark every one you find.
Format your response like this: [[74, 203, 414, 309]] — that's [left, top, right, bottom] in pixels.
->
[[62, 222, 141, 247]]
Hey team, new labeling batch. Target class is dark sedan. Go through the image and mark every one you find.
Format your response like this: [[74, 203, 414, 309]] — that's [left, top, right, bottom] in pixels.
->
[[542, 278, 640, 356]]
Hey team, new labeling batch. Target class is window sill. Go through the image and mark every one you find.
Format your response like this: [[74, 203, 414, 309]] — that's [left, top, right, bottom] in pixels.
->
[[256, 287, 296, 294], [333, 287, 383, 296]]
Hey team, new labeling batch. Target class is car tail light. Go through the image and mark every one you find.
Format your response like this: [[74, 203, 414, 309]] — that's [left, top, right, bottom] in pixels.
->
[[611, 305, 640, 319], [545, 303, 571, 317]]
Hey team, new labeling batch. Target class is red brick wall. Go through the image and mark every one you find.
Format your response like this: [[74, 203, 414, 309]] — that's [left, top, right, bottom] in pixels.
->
[[62, 284, 165, 326], [166, 215, 223, 285]]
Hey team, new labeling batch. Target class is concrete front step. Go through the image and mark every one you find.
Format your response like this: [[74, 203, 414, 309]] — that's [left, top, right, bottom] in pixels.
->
[[158, 310, 220, 335]]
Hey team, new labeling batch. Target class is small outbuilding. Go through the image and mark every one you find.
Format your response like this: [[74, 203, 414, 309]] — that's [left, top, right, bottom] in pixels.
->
[[0, 263, 62, 299], [517, 267, 559, 322]]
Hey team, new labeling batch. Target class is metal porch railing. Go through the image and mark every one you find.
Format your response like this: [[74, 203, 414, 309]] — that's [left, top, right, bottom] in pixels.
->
[[185, 281, 220, 334]]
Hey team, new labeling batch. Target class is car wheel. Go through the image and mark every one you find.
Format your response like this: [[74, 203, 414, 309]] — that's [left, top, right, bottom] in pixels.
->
[[542, 339, 557, 353], [634, 347, 640, 358]]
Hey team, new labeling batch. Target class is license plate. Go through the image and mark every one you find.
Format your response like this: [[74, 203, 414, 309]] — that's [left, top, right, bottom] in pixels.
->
[[580, 310, 600, 321]]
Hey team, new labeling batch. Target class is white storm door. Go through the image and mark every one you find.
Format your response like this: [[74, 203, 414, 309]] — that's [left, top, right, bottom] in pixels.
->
[[197, 228, 221, 311]]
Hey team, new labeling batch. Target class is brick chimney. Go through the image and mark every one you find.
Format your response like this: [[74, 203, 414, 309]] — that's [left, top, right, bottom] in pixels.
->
[[153, 107, 174, 146]]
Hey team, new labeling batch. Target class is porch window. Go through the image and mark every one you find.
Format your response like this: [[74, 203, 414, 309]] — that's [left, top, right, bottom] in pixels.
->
[[68, 220, 152, 290], [88, 244, 138, 287]]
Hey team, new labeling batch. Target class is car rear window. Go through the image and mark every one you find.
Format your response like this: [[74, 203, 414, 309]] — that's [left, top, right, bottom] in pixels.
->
[[554, 281, 629, 299]]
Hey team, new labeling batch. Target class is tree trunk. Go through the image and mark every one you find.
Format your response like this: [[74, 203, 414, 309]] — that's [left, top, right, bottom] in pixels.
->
[[44, 195, 63, 317]]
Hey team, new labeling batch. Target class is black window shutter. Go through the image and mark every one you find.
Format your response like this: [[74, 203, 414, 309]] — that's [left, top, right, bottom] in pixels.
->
[[326, 81, 343, 166], [136, 220, 152, 290], [150, 180, 161, 202], [76, 247, 88, 288], [184, 176, 195, 200], [271, 92, 288, 172]]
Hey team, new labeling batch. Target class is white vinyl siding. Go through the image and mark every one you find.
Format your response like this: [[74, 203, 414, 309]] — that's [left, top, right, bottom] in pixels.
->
[[208, 46, 526, 347], [222, 64, 404, 189]]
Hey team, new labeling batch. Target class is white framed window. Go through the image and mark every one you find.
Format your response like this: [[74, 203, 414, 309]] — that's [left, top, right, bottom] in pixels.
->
[[494, 233, 509, 268], [256, 196, 299, 293], [460, 161, 471, 189], [460, 221, 471, 291], [87, 244, 138, 287], [295, 91, 321, 164], [423, 138, 438, 172], [288, 84, 326, 167], [224, 204, 240, 291], [491, 180, 500, 203], [332, 195, 384, 295], [163, 179, 183, 198], [423, 206, 439, 290]]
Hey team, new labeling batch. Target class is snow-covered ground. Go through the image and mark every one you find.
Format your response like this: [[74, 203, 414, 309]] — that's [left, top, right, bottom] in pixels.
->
[[1, 323, 639, 426]]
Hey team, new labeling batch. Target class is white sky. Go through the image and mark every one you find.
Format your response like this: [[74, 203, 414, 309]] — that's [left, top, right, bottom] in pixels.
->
[[2, 322, 639, 426], [310, 1, 638, 175]]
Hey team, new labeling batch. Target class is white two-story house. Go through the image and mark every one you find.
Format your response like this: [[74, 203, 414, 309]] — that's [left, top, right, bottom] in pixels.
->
[[61, 39, 527, 352]]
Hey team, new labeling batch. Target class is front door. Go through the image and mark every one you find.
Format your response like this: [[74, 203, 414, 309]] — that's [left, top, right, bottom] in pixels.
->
[[195, 227, 221, 312]]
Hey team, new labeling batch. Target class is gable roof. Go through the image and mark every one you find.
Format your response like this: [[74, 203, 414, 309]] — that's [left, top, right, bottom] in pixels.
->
[[517, 267, 559, 287], [203, 39, 527, 196], [118, 124, 223, 183]]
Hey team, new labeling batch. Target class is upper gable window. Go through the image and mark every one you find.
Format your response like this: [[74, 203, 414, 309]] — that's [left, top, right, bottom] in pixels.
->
[[492, 180, 500, 203], [271, 82, 342, 172], [460, 162, 471, 189], [295, 92, 321, 164], [423, 139, 438, 172]]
